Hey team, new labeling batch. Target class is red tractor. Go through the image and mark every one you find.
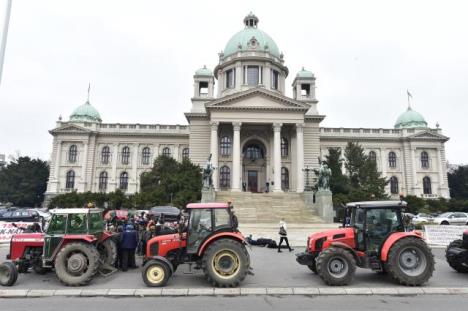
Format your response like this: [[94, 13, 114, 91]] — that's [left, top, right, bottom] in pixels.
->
[[142, 202, 252, 287], [0, 208, 116, 287], [445, 230, 468, 273], [296, 201, 434, 286]]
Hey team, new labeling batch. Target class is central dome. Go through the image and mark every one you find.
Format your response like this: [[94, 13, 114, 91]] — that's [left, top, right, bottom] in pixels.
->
[[70, 101, 102, 123], [394, 107, 427, 129], [223, 13, 280, 58]]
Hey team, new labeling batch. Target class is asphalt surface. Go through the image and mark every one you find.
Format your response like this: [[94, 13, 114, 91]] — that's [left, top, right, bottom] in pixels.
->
[[0, 245, 466, 289], [1, 295, 468, 311]]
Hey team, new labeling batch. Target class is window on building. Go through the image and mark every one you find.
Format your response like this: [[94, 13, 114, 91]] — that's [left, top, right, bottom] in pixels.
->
[[225, 69, 235, 89], [281, 137, 288, 157], [245, 145, 264, 160], [68, 145, 77, 163], [390, 176, 399, 194], [101, 146, 110, 164], [421, 151, 429, 168], [369, 151, 377, 162], [300, 84, 310, 97], [142, 147, 151, 165], [199, 81, 209, 96], [423, 176, 432, 194], [66, 170, 75, 189], [121, 146, 130, 165], [99, 171, 108, 191], [182, 148, 190, 159], [220, 136, 231, 156], [162, 147, 171, 157], [281, 167, 289, 191], [271, 70, 279, 90], [388, 151, 397, 168], [119, 172, 128, 190], [220, 166, 231, 188], [245, 65, 261, 85]]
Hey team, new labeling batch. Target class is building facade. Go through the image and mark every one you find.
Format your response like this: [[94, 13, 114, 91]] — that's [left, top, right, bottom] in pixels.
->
[[45, 13, 450, 201]]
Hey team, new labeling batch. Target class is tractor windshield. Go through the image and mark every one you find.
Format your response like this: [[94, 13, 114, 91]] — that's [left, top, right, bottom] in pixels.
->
[[89, 212, 103, 233], [47, 214, 67, 235], [187, 209, 213, 253]]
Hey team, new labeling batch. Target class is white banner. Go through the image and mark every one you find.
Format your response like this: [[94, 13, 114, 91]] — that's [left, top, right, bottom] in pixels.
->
[[0, 222, 35, 244], [424, 225, 468, 246]]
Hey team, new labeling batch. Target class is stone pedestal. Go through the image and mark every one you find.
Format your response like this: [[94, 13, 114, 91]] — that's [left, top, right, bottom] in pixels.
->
[[316, 190, 334, 223], [201, 188, 216, 203], [304, 191, 317, 214]]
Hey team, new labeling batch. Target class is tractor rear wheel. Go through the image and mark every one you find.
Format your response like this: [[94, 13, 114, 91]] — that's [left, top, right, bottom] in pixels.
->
[[142, 260, 171, 287], [54, 242, 100, 286], [385, 237, 434, 286], [97, 239, 117, 267], [202, 239, 249, 287], [0, 262, 18, 286], [316, 246, 356, 286], [446, 240, 468, 273]]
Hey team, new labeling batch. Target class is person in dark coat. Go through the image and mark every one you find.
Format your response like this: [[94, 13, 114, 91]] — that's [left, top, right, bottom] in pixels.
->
[[113, 226, 124, 268], [120, 224, 138, 271]]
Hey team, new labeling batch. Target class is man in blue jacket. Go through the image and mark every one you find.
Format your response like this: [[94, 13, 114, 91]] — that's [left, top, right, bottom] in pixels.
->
[[120, 224, 138, 271]]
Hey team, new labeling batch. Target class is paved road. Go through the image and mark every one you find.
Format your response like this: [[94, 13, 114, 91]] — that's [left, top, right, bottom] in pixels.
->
[[1, 295, 468, 311], [0, 246, 466, 289]]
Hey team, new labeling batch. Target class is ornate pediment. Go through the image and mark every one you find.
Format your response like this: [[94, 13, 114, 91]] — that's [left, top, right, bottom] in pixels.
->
[[49, 123, 92, 135], [206, 88, 310, 111], [407, 130, 449, 141]]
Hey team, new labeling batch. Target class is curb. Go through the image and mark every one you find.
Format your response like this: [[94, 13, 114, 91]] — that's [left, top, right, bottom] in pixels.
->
[[2, 287, 468, 298]]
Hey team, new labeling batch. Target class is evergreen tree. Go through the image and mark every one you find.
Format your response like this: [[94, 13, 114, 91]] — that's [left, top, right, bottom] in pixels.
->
[[448, 165, 468, 199], [324, 147, 349, 194]]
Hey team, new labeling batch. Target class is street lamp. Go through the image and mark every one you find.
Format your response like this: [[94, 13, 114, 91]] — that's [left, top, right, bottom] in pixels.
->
[[302, 166, 312, 192]]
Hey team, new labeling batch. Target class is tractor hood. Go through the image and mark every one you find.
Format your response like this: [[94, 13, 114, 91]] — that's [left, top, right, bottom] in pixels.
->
[[307, 227, 355, 252], [11, 232, 45, 245]]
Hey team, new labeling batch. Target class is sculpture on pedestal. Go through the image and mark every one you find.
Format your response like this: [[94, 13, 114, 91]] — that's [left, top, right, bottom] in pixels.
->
[[202, 154, 215, 190], [317, 159, 331, 191]]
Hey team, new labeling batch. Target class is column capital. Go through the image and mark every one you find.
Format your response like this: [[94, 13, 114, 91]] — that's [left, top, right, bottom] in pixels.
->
[[296, 123, 305, 132], [233, 122, 242, 131], [210, 121, 219, 130], [273, 123, 282, 132]]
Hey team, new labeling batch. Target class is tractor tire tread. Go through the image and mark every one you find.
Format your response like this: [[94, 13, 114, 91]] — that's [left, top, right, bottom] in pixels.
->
[[445, 239, 468, 273]]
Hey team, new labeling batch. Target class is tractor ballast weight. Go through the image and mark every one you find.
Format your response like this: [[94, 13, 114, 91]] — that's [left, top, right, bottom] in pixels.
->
[[142, 202, 251, 287], [296, 200, 434, 286], [0, 208, 117, 287]]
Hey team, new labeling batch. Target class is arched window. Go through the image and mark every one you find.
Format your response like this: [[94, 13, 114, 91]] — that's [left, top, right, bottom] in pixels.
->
[[219, 166, 231, 188], [281, 137, 288, 157], [65, 170, 75, 189], [182, 148, 190, 159], [421, 151, 429, 168], [68, 145, 77, 163], [423, 176, 432, 194], [220, 136, 231, 156], [141, 147, 151, 165], [388, 151, 397, 168], [162, 147, 171, 157], [369, 151, 377, 162], [390, 176, 399, 194], [121, 146, 130, 165], [99, 171, 108, 191], [119, 172, 128, 190], [281, 167, 289, 191], [101, 146, 110, 164], [245, 145, 264, 160]]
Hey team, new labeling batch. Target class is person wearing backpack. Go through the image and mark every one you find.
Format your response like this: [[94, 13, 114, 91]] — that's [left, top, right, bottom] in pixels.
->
[[278, 218, 294, 252]]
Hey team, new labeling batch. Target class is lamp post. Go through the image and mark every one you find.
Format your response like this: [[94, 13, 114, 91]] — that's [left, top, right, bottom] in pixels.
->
[[302, 166, 312, 192]]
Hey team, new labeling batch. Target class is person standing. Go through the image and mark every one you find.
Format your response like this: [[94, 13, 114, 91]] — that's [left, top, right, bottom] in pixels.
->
[[278, 218, 294, 252], [120, 224, 138, 271]]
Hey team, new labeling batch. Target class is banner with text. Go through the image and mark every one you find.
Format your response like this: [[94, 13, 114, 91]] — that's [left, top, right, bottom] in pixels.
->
[[0, 222, 35, 244], [424, 225, 468, 246]]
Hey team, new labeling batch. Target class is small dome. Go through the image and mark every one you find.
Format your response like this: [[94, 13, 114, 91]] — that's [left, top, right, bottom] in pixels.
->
[[195, 65, 213, 76], [224, 13, 280, 58], [296, 67, 314, 78], [70, 101, 102, 123], [394, 107, 427, 129]]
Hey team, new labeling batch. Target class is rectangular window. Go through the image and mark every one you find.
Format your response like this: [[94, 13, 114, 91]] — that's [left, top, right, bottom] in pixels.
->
[[225, 69, 235, 89], [199, 81, 208, 95], [271, 70, 279, 90], [246, 66, 259, 85]]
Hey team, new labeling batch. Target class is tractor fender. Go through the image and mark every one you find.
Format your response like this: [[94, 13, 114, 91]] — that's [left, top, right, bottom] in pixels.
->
[[380, 232, 423, 262], [329, 241, 365, 264], [145, 256, 174, 274], [197, 232, 245, 257], [98, 231, 114, 243]]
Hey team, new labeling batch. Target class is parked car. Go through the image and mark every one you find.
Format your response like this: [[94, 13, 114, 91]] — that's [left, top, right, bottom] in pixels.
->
[[412, 213, 434, 226], [432, 212, 468, 225], [0, 209, 40, 222]]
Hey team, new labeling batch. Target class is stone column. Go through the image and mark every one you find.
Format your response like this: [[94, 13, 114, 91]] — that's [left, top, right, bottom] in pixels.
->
[[296, 123, 304, 192], [437, 147, 444, 186], [111, 144, 118, 191], [210, 122, 219, 189], [380, 148, 387, 177], [174, 144, 180, 161], [232, 122, 242, 191], [54, 140, 62, 181], [273, 123, 282, 192], [411, 147, 417, 187], [132, 143, 139, 192], [80, 142, 89, 192]]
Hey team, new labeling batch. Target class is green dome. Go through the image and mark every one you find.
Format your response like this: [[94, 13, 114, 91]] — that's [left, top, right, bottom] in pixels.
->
[[195, 65, 213, 76], [224, 13, 280, 58], [394, 107, 427, 129], [296, 67, 314, 78], [70, 101, 102, 123]]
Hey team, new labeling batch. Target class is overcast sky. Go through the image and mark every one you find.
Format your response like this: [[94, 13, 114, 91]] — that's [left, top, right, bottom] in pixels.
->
[[0, 0, 467, 164]]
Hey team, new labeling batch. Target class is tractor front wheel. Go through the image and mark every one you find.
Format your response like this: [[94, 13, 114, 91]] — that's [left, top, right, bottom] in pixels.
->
[[202, 239, 250, 287], [316, 247, 356, 286], [446, 240, 468, 273], [54, 243, 100, 286], [385, 237, 434, 286], [0, 262, 18, 286], [142, 260, 171, 287]]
